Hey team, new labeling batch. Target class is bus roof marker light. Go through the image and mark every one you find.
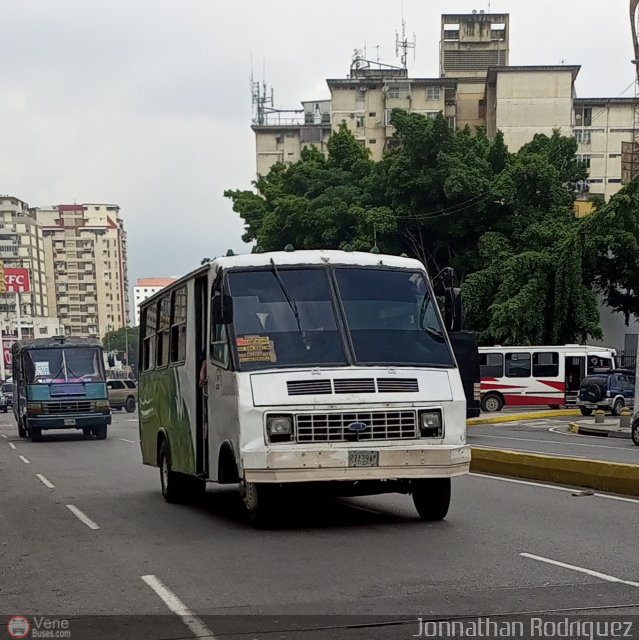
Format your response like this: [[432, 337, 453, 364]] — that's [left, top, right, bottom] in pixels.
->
[[343, 244, 353, 252], [284, 244, 295, 252], [226, 249, 235, 257], [370, 246, 380, 254], [254, 245, 264, 254]]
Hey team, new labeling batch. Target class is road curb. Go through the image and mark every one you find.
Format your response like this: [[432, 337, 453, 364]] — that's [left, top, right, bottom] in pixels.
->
[[568, 422, 630, 440], [467, 409, 581, 426], [470, 447, 639, 497]]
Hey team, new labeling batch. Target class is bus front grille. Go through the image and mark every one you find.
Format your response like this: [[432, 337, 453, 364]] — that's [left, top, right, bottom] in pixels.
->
[[295, 411, 418, 442], [42, 401, 95, 415]]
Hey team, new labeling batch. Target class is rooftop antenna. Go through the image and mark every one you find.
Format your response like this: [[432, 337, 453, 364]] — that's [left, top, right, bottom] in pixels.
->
[[395, 1, 416, 69]]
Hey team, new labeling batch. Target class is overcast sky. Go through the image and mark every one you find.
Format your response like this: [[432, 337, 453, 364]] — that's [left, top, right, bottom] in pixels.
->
[[0, 0, 633, 290]]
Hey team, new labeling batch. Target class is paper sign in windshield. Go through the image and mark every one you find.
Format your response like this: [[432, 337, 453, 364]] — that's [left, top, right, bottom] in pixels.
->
[[237, 336, 275, 363], [35, 362, 50, 376]]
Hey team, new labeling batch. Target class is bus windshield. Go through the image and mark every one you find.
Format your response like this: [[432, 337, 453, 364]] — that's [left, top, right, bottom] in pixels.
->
[[227, 268, 347, 370], [24, 347, 106, 383], [226, 266, 454, 370], [334, 268, 454, 366]]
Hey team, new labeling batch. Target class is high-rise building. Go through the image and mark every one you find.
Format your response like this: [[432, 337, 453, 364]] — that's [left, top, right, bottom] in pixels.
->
[[35, 204, 130, 337], [133, 277, 177, 326]]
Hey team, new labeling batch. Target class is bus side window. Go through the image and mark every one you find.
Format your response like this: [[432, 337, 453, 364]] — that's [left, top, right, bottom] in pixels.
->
[[210, 320, 229, 368], [533, 352, 559, 377], [505, 352, 531, 378], [480, 353, 503, 378]]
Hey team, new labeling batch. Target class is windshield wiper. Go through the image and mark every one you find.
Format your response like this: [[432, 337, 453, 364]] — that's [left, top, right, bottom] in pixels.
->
[[269, 259, 304, 338]]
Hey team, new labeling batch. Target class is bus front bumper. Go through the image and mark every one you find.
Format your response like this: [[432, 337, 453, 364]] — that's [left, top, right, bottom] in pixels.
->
[[242, 445, 471, 483], [26, 414, 111, 430]]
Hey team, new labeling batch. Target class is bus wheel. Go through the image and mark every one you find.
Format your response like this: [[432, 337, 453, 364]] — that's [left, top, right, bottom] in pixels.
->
[[411, 478, 451, 521], [481, 394, 503, 413], [159, 440, 187, 504], [93, 425, 108, 440], [30, 427, 42, 443], [125, 397, 136, 413], [240, 481, 279, 527]]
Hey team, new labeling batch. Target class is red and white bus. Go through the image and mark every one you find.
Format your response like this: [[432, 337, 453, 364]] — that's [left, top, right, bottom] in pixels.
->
[[478, 345, 616, 412]]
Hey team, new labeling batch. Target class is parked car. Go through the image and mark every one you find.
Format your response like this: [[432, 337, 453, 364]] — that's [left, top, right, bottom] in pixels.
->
[[0, 393, 7, 413], [1, 382, 13, 408], [107, 379, 137, 412], [578, 369, 635, 416]]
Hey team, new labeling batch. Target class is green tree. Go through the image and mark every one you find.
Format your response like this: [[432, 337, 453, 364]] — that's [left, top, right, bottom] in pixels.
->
[[103, 326, 139, 372]]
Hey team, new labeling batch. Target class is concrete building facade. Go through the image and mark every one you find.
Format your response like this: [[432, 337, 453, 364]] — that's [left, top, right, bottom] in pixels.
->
[[35, 204, 130, 337], [133, 277, 177, 326]]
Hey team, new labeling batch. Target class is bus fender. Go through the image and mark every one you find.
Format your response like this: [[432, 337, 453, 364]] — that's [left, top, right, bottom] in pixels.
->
[[218, 441, 240, 484], [156, 429, 170, 466]]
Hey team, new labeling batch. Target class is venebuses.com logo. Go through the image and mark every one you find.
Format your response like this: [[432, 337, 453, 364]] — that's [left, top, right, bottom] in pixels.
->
[[7, 616, 30, 639]]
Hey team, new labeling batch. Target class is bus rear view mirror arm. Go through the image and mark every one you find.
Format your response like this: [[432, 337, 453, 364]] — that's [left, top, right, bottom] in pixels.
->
[[212, 294, 234, 325], [444, 287, 463, 333]]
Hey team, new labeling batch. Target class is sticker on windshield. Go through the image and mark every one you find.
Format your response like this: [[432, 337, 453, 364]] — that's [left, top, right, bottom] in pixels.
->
[[236, 336, 276, 363], [35, 362, 50, 376]]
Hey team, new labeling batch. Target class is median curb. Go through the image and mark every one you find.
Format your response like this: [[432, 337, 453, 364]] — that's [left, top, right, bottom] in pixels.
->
[[467, 409, 581, 427], [568, 421, 630, 439], [470, 447, 639, 497]]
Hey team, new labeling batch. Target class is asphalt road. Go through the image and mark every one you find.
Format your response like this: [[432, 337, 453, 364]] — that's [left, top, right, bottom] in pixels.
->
[[469, 417, 639, 465], [1, 410, 638, 639]]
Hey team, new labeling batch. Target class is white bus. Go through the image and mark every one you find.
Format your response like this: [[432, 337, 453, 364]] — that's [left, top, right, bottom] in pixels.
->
[[478, 344, 616, 412], [138, 250, 470, 525]]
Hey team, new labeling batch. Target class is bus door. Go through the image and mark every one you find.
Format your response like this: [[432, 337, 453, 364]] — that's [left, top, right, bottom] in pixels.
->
[[194, 275, 209, 477], [565, 355, 585, 404]]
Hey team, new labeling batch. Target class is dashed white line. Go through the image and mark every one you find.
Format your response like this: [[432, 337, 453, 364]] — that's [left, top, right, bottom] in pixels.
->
[[65, 505, 100, 530], [36, 474, 55, 489], [141, 575, 216, 639], [1, 434, 7, 439], [118, 438, 136, 443], [18, 455, 30, 464], [469, 473, 639, 505], [8, 442, 16, 450], [521, 553, 639, 588]]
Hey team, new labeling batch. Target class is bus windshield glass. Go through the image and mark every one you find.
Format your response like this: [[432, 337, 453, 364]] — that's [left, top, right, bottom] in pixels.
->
[[227, 268, 347, 370], [24, 347, 106, 383], [334, 267, 454, 367]]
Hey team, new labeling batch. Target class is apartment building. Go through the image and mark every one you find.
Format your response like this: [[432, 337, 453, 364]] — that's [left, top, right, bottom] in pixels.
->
[[133, 277, 177, 326], [35, 204, 130, 337], [0, 196, 53, 334]]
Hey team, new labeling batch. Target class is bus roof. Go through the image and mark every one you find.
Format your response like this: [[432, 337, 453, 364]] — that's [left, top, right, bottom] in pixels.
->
[[12, 336, 103, 353], [478, 344, 616, 353], [139, 250, 427, 309]]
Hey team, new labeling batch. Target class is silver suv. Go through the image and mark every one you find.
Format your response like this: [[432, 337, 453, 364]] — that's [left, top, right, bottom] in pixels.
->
[[107, 379, 137, 413]]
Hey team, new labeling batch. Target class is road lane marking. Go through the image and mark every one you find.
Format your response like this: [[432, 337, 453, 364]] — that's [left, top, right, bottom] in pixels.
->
[[8, 442, 16, 450], [141, 575, 216, 639], [65, 505, 100, 530], [471, 433, 629, 451], [118, 438, 136, 443], [521, 553, 639, 588], [36, 474, 55, 489], [1, 434, 7, 439], [18, 455, 30, 464], [469, 473, 639, 505]]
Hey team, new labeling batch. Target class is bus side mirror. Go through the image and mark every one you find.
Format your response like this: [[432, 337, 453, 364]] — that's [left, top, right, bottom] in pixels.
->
[[444, 287, 463, 332], [212, 294, 234, 325]]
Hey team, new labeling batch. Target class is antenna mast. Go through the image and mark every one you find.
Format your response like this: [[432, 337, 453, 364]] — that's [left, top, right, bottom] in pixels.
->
[[395, 7, 416, 69]]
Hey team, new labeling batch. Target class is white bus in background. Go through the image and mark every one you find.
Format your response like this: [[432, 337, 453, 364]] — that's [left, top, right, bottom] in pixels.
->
[[138, 249, 471, 526], [478, 344, 616, 412]]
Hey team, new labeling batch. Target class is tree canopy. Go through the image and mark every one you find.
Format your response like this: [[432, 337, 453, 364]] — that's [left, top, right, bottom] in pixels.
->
[[226, 112, 637, 345]]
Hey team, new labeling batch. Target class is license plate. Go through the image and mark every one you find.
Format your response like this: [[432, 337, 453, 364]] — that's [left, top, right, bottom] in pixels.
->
[[348, 450, 378, 467], [64, 418, 76, 426]]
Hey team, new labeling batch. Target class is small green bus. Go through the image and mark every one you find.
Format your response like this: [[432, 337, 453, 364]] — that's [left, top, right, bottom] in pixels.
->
[[12, 336, 111, 442]]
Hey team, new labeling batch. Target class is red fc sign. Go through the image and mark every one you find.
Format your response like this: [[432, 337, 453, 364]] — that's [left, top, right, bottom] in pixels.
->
[[5, 268, 31, 293]]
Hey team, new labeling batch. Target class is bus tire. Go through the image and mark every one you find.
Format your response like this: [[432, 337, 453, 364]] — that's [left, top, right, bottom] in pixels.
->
[[30, 427, 42, 442], [481, 393, 503, 413], [125, 397, 136, 413], [411, 478, 451, 521], [93, 425, 108, 440], [548, 404, 561, 410], [240, 481, 279, 528], [159, 440, 188, 504]]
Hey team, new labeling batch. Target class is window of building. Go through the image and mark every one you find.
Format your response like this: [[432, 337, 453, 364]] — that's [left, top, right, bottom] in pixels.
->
[[39, 327, 48, 335], [532, 352, 559, 377], [426, 87, 440, 101], [170, 287, 187, 364], [575, 130, 592, 145], [447, 116, 456, 130], [369, 139, 377, 144], [574, 106, 593, 127], [356, 89, 366, 102], [608, 178, 622, 183], [577, 155, 591, 169], [356, 115, 365, 128], [368, 112, 376, 118], [505, 352, 531, 378], [387, 85, 400, 99]]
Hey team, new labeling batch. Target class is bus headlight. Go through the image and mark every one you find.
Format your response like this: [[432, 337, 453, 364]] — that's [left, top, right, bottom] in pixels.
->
[[266, 415, 293, 443], [27, 402, 43, 415], [95, 400, 110, 411], [419, 410, 443, 438]]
